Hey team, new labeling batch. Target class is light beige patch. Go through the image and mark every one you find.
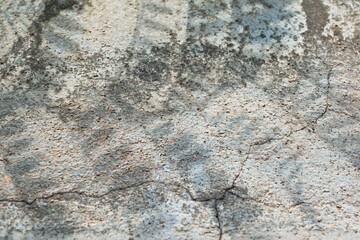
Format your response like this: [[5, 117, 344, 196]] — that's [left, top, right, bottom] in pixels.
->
[[2, 175, 11, 186]]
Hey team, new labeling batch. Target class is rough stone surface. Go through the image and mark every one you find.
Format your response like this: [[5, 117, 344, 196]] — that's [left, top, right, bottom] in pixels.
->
[[1, 0, 360, 239]]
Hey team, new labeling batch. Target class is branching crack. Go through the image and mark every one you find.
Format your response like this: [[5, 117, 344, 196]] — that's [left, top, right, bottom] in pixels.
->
[[181, 145, 253, 203], [177, 68, 333, 239], [0, 144, 251, 240], [177, 145, 253, 239]]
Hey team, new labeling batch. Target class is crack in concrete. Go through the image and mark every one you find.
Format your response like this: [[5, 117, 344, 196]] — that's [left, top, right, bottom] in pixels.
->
[[312, 70, 331, 125], [0, 180, 156, 206], [186, 71, 334, 237], [282, 68, 332, 136], [177, 145, 253, 239], [242, 70, 333, 148], [214, 199, 223, 240], [0, 69, 335, 236], [0, 143, 249, 240], [227, 190, 312, 210], [330, 109, 360, 122], [180, 145, 253, 203]]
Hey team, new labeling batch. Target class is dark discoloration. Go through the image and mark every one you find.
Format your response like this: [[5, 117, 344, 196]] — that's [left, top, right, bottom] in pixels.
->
[[219, 193, 263, 237], [5, 159, 37, 176], [107, 40, 263, 120], [94, 147, 155, 187], [24, 0, 90, 86], [1, 0, 316, 208], [0, 1, 93, 234], [302, 0, 329, 41], [0, 120, 24, 136], [1, 0, 360, 238]]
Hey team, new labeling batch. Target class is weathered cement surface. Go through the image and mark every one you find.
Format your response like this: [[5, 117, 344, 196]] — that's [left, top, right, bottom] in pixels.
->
[[1, 0, 360, 239]]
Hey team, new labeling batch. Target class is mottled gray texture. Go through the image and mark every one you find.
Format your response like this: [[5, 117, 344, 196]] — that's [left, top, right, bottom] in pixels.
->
[[1, 0, 360, 239]]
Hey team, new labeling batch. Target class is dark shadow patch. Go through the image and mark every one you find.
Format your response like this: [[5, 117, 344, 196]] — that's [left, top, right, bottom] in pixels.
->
[[302, 0, 329, 41], [218, 191, 263, 238], [93, 146, 155, 187]]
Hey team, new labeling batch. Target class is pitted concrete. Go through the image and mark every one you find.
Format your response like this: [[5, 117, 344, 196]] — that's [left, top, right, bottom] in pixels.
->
[[1, 0, 360, 239]]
